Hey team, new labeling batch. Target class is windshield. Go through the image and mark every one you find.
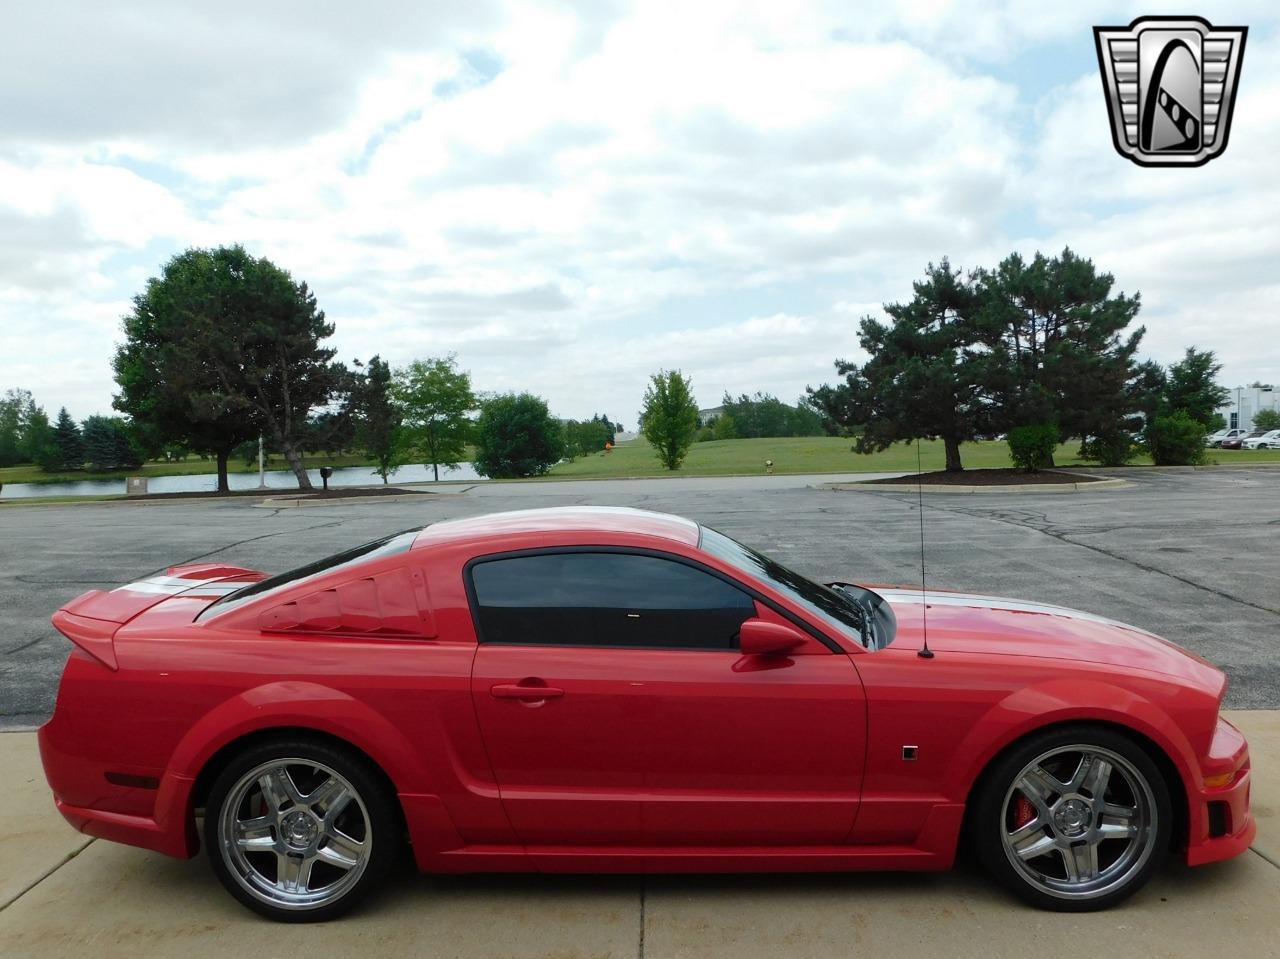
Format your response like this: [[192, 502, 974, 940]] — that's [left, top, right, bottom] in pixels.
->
[[197, 528, 421, 619], [699, 526, 872, 646]]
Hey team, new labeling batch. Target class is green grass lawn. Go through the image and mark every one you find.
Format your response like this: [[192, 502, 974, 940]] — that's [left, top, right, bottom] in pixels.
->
[[4, 439, 1277, 493], [546, 436, 1280, 479], [0, 453, 378, 486]]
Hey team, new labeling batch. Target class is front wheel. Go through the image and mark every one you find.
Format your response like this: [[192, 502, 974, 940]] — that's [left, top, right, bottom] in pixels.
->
[[974, 726, 1171, 911], [204, 738, 401, 921]]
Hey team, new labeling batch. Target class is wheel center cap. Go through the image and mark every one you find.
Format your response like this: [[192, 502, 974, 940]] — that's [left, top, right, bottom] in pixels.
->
[[1054, 798, 1091, 838], [281, 810, 318, 849]]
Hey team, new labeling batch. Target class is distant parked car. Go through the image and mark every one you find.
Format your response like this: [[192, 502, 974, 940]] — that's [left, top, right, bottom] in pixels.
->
[[1242, 429, 1280, 450], [1207, 428, 1247, 448], [1221, 430, 1267, 450]]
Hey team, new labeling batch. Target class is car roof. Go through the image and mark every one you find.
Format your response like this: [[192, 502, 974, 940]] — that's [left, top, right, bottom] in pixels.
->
[[411, 506, 701, 549]]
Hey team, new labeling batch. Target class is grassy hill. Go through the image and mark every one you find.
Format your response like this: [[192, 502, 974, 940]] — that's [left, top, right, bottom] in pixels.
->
[[550, 436, 1088, 478], [547, 435, 1280, 479]]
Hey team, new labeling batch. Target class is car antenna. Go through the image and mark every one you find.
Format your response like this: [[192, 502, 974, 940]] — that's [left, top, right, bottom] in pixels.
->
[[916, 437, 934, 659]]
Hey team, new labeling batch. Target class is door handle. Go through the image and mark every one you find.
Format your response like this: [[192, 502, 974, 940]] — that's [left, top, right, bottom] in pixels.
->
[[490, 681, 565, 700]]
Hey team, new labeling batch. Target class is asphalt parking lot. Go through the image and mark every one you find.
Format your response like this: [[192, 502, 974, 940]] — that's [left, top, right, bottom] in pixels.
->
[[2, 467, 1278, 726]]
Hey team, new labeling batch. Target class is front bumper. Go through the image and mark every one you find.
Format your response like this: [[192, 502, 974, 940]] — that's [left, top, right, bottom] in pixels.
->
[[1185, 716, 1255, 867]]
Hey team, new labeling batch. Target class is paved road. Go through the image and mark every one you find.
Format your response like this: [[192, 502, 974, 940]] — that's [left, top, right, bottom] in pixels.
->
[[2, 468, 1278, 725]]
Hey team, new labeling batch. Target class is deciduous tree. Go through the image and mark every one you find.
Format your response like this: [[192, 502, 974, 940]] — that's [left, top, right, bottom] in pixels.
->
[[1253, 409, 1280, 431], [394, 355, 475, 482], [720, 392, 823, 438], [115, 246, 342, 491], [640, 370, 699, 470], [0, 389, 36, 467], [564, 419, 611, 459]]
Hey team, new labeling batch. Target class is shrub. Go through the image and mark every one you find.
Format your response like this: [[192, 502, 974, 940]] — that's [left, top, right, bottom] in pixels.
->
[[1079, 427, 1134, 467], [1253, 409, 1280, 431], [472, 393, 564, 478], [1007, 423, 1059, 472], [81, 416, 144, 471], [1146, 411, 1207, 465]]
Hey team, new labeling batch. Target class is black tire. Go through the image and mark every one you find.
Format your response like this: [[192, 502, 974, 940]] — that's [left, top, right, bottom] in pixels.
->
[[203, 736, 401, 922], [973, 725, 1171, 912]]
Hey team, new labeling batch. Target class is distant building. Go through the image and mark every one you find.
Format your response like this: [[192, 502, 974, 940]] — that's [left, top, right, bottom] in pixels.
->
[[697, 406, 725, 426], [1217, 385, 1278, 431]]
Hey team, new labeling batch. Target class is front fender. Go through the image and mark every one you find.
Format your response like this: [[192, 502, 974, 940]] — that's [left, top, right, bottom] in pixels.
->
[[943, 677, 1199, 803]]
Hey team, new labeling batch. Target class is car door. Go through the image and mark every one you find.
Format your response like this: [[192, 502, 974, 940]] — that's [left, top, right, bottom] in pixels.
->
[[467, 548, 867, 848]]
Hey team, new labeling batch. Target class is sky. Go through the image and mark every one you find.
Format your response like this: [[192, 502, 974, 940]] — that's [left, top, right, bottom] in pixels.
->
[[2, 1, 1276, 426]]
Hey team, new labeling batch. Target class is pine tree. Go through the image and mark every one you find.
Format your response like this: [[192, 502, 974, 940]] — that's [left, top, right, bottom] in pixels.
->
[[355, 356, 404, 484], [809, 260, 986, 472], [52, 408, 83, 469], [973, 248, 1143, 443]]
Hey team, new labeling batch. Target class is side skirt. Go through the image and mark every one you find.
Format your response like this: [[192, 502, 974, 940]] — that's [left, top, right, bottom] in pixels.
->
[[416, 803, 965, 874]]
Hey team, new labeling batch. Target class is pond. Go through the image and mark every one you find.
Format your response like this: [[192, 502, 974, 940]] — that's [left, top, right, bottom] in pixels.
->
[[0, 462, 485, 500]]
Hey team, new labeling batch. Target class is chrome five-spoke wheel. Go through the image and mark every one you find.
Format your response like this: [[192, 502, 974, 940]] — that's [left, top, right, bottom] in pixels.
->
[[219, 759, 371, 910], [205, 739, 398, 921], [1001, 745, 1155, 898], [977, 727, 1171, 911]]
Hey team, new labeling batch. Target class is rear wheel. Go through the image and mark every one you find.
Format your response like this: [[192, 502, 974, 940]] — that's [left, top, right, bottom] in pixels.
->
[[974, 726, 1171, 911], [204, 738, 400, 921]]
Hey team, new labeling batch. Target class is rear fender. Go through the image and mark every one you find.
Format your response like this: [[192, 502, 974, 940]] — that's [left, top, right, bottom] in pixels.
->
[[166, 681, 436, 794]]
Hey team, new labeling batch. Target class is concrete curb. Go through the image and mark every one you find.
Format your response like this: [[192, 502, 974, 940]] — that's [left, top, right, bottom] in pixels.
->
[[819, 475, 1130, 494], [253, 487, 471, 509]]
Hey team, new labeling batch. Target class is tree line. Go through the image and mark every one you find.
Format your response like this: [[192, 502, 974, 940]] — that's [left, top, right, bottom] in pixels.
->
[[806, 248, 1232, 470], [6, 244, 1246, 488], [1, 246, 635, 487], [0, 391, 143, 472]]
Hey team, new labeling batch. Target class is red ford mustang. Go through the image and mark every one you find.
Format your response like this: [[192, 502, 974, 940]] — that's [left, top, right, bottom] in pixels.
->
[[40, 507, 1253, 921]]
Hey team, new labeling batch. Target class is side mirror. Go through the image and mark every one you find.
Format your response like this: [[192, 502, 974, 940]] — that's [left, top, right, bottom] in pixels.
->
[[739, 619, 807, 656]]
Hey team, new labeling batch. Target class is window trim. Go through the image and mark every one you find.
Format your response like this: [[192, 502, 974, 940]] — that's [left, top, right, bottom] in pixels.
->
[[462, 545, 842, 653]]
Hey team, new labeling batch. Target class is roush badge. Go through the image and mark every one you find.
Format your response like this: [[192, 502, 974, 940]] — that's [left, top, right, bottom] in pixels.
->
[[1093, 16, 1246, 167]]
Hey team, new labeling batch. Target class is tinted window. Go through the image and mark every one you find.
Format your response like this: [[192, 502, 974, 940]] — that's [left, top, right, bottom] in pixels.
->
[[699, 527, 867, 644], [470, 552, 755, 649], [199, 529, 421, 619]]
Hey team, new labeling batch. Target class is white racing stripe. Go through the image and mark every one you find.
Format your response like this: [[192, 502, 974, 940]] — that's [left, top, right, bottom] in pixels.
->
[[113, 577, 248, 597], [113, 580, 189, 595], [875, 588, 1150, 633]]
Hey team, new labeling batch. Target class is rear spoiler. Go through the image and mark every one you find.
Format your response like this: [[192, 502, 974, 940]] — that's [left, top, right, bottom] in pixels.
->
[[51, 564, 263, 670], [51, 608, 121, 670]]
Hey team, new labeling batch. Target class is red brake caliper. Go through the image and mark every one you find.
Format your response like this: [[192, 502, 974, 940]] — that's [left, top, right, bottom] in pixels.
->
[[1014, 795, 1036, 828]]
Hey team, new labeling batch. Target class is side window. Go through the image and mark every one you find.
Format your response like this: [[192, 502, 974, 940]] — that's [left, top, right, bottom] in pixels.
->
[[470, 552, 755, 650]]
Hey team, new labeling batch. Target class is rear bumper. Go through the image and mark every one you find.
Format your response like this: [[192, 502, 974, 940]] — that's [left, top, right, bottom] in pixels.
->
[[39, 721, 198, 859], [52, 791, 196, 859], [1185, 716, 1255, 867]]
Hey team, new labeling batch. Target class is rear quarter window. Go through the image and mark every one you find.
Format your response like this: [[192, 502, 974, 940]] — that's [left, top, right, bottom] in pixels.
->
[[198, 529, 420, 620]]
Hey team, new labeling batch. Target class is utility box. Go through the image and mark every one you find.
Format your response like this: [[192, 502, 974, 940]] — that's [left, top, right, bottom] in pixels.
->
[[126, 477, 148, 496]]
